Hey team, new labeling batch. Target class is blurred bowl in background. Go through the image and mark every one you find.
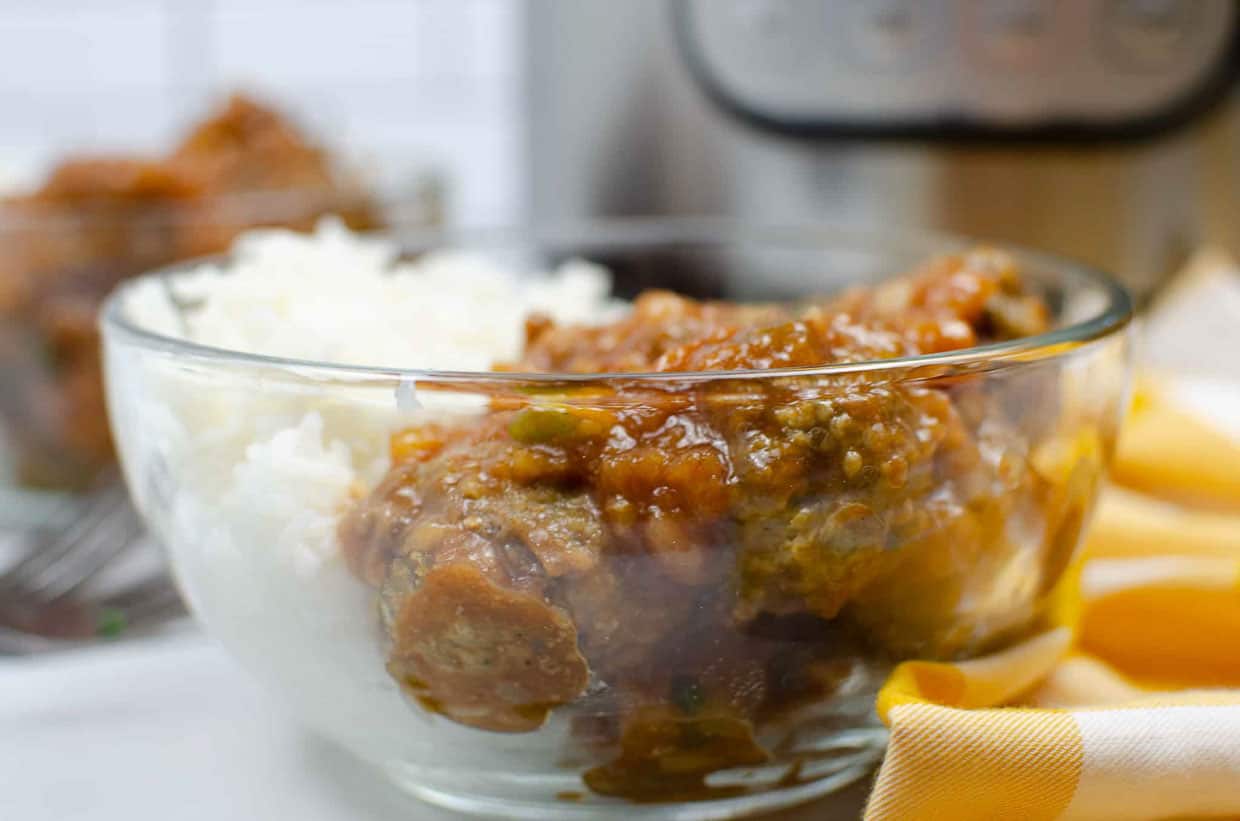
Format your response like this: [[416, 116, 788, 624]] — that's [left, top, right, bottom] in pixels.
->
[[0, 94, 440, 508]]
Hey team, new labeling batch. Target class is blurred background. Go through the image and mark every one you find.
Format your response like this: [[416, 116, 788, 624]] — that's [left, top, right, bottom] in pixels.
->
[[0, 0, 1233, 287], [0, 0, 520, 223], [528, 0, 1237, 298]]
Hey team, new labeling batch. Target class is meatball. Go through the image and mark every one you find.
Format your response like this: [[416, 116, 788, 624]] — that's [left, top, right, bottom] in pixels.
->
[[341, 424, 603, 731]]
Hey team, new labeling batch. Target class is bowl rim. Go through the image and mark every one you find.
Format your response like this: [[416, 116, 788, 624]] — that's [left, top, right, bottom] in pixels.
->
[[100, 217, 1134, 385]]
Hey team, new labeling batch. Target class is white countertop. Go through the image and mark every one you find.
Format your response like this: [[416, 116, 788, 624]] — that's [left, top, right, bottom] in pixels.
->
[[0, 632, 869, 820]]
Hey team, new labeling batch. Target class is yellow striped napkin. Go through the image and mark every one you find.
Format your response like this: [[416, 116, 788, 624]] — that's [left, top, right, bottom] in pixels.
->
[[865, 379, 1240, 821]]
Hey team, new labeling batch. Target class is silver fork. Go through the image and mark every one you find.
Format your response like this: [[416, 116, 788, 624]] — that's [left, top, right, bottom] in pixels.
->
[[0, 479, 186, 653]]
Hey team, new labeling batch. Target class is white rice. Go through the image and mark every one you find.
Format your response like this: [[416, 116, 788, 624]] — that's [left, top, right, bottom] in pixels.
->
[[128, 217, 620, 369], [108, 220, 617, 767]]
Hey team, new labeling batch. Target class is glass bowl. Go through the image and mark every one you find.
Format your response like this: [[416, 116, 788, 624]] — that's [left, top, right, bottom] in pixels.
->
[[99, 221, 1133, 819]]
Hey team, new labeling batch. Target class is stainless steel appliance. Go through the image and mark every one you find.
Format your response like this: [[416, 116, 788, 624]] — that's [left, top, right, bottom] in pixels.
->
[[525, 0, 1239, 296]]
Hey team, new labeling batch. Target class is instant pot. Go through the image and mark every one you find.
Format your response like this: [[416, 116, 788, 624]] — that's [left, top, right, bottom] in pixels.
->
[[524, 0, 1239, 297]]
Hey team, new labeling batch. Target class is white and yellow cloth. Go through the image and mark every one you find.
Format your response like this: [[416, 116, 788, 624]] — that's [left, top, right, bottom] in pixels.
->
[[866, 375, 1240, 821]]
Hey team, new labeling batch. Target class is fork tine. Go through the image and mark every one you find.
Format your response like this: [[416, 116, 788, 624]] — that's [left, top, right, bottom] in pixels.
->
[[0, 480, 127, 595], [0, 501, 101, 591], [5, 493, 136, 602], [31, 502, 145, 601]]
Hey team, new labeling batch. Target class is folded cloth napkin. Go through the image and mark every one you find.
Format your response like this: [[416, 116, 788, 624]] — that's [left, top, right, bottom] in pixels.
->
[[865, 305, 1240, 818]]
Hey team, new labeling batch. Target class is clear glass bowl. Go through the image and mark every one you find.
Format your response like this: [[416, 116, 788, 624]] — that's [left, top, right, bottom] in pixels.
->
[[100, 221, 1133, 819]]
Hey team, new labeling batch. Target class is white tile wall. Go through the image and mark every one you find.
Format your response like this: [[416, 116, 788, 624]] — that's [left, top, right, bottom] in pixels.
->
[[0, 0, 521, 224]]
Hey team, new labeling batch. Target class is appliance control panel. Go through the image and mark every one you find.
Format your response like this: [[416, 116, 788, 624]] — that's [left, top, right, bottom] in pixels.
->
[[673, 0, 1238, 139]]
